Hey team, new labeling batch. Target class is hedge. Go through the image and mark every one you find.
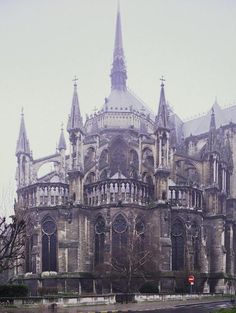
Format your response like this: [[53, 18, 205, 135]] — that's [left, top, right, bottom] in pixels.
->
[[139, 282, 159, 294], [0, 285, 28, 297]]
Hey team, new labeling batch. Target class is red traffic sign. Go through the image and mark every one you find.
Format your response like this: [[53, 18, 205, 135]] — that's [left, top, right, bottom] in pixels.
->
[[188, 275, 195, 284]]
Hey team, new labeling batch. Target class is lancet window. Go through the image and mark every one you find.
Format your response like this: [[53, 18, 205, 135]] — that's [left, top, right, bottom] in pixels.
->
[[171, 220, 185, 270], [94, 216, 106, 266], [42, 216, 57, 272], [112, 214, 128, 261]]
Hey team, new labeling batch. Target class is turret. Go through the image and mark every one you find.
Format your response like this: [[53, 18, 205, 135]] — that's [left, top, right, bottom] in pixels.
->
[[206, 107, 219, 187], [67, 78, 84, 204], [15, 110, 32, 188], [57, 124, 67, 181], [154, 78, 170, 201]]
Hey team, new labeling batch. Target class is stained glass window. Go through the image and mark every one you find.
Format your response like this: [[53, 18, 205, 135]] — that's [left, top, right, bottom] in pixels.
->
[[42, 217, 57, 272], [171, 220, 185, 270], [112, 214, 128, 261], [95, 216, 105, 266]]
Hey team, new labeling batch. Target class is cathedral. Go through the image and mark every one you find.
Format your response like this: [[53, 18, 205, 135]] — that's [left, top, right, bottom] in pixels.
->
[[13, 5, 236, 295]]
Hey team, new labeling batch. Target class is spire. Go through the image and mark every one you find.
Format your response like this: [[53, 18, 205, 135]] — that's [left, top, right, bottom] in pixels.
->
[[58, 124, 67, 151], [207, 106, 217, 153], [15, 109, 30, 156], [210, 107, 216, 131], [155, 77, 169, 130], [67, 77, 83, 133], [110, 1, 127, 91]]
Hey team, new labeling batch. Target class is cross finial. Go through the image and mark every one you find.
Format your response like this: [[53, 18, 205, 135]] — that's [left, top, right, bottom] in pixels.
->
[[21, 107, 24, 116], [61, 122, 64, 131], [160, 75, 165, 87], [72, 75, 78, 87]]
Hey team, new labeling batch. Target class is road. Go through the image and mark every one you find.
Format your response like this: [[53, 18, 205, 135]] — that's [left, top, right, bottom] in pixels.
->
[[136, 301, 234, 313]]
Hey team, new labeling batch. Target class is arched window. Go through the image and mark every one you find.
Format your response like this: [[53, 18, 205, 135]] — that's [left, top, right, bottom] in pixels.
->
[[142, 148, 154, 170], [25, 221, 37, 273], [145, 174, 154, 200], [25, 235, 33, 273], [110, 137, 128, 177], [42, 217, 57, 272], [94, 216, 105, 266], [99, 149, 108, 170], [100, 169, 108, 181], [171, 220, 185, 270], [129, 150, 139, 168], [85, 172, 96, 184], [84, 147, 96, 171], [135, 216, 145, 253], [112, 214, 128, 261], [191, 222, 200, 270]]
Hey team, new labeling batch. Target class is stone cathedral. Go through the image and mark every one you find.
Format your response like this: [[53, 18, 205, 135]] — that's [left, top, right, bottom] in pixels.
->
[[13, 5, 236, 295]]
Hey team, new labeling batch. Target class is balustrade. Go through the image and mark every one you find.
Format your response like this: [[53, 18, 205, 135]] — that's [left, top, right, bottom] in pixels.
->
[[84, 179, 152, 206], [169, 185, 203, 210], [18, 183, 69, 209]]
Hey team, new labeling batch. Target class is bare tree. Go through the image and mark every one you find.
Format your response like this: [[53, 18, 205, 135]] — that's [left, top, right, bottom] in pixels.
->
[[0, 216, 25, 273], [111, 228, 152, 293], [0, 182, 15, 217]]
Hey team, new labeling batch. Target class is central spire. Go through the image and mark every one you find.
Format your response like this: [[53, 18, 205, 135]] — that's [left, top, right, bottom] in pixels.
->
[[110, 1, 127, 91]]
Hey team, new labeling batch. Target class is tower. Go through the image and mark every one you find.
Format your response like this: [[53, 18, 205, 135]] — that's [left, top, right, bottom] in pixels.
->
[[67, 78, 84, 204], [204, 106, 226, 291]]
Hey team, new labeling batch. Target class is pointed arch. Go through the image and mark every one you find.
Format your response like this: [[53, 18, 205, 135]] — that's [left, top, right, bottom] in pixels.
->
[[191, 220, 201, 271], [109, 136, 128, 177], [135, 215, 145, 254], [41, 215, 57, 272], [94, 215, 106, 266], [99, 149, 109, 170], [128, 148, 139, 179], [112, 213, 128, 262], [100, 169, 108, 181], [84, 146, 96, 171], [142, 148, 154, 170], [25, 219, 34, 273], [142, 172, 154, 200], [85, 172, 96, 184], [171, 219, 185, 271]]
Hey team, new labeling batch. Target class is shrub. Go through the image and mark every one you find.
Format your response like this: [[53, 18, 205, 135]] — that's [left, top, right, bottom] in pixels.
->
[[0, 284, 28, 297], [139, 282, 159, 294]]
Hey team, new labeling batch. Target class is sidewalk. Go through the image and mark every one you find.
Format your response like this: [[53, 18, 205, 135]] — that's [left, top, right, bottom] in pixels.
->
[[57, 296, 231, 312]]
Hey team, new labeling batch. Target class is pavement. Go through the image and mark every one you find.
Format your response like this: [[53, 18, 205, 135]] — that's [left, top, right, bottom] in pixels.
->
[[56, 296, 232, 313]]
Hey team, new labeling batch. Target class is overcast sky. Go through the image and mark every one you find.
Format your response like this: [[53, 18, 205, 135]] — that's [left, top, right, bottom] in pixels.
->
[[0, 0, 236, 215]]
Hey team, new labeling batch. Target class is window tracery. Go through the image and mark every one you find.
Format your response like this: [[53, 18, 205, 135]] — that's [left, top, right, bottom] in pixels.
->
[[95, 216, 105, 266], [171, 220, 185, 270], [42, 216, 57, 272], [99, 149, 109, 170], [110, 137, 128, 176], [142, 148, 154, 169], [112, 214, 128, 261]]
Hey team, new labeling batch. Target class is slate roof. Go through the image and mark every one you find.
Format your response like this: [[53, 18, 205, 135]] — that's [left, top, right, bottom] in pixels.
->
[[103, 88, 154, 119], [183, 101, 233, 137]]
